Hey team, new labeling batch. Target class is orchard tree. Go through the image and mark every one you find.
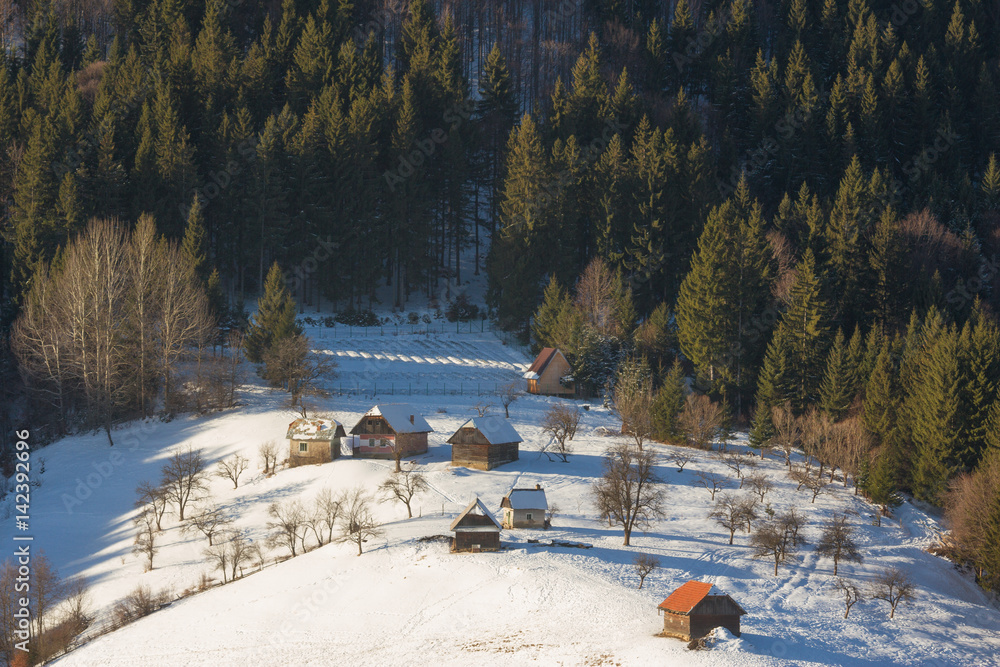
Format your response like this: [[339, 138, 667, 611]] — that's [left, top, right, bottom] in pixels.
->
[[593, 444, 666, 546]]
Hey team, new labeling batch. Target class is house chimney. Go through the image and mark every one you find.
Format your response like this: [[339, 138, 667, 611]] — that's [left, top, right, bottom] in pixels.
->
[[535, 484, 541, 490], [410, 414, 414, 424]]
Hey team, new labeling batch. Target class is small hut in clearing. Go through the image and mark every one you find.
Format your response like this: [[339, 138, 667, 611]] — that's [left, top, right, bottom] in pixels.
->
[[500, 485, 548, 529], [349, 404, 432, 459], [449, 497, 502, 553], [286, 418, 347, 466], [523, 348, 575, 396], [448, 417, 522, 470], [657, 581, 746, 641]]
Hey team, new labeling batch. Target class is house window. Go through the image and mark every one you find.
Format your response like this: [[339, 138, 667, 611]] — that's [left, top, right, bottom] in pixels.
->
[[299, 442, 308, 453], [380, 438, 388, 447], [526, 513, 533, 521]]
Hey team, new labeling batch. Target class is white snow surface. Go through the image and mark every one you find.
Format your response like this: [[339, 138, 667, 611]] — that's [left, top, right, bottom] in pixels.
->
[[453, 416, 523, 445], [360, 404, 433, 434], [285, 417, 342, 440], [3, 329, 998, 666]]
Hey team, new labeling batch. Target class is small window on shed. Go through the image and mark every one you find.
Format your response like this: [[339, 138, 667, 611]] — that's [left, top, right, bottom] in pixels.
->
[[299, 442, 308, 453], [526, 513, 533, 521]]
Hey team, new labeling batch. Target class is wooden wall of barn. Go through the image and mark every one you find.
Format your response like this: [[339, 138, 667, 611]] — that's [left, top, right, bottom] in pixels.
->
[[451, 441, 518, 470]]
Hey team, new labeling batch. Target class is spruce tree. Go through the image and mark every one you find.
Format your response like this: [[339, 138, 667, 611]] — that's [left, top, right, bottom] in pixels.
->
[[652, 358, 686, 443], [244, 262, 301, 363], [181, 195, 208, 284], [532, 276, 569, 351], [819, 329, 855, 420]]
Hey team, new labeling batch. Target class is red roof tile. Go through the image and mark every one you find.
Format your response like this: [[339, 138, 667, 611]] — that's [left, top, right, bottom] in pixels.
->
[[658, 581, 714, 614]]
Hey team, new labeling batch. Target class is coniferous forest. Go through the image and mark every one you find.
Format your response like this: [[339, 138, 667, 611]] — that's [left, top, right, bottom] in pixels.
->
[[1, 1, 1000, 591]]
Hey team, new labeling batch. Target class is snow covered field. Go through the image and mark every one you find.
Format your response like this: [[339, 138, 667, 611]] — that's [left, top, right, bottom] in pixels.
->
[[4, 330, 999, 666]]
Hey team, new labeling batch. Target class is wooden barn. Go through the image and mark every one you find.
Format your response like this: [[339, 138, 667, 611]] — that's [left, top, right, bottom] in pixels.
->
[[349, 404, 432, 460], [523, 348, 575, 396], [448, 417, 522, 470], [449, 497, 502, 553], [657, 581, 746, 641], [286, 418, 347, 466], [500, 485, 548, 529]]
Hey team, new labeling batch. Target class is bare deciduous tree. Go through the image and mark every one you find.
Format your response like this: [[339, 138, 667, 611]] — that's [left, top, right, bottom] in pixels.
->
[[745, 472, 774, 502], [633, 553, 660, 589], [870, 567, 915, 619], [541, 403, 581, 462], [614, 358, 654, 450], [678, 394, 723, 449], [378, 467, 429, 518], [133, 507, 158, 571], [717, 450, 757, 487], [160, 448, 209, 520], [312, 488, 343, 545], [135, 481, 169, 530], [694, 471, 731, 500], [215, 454, 249, 489], [771, 402, 799, 465], [709, 493, 743, 544], [338, 488, 384, 556], [750, 518, 806, 575], [186, 506, 233, 546], [497, 381, 522, 418], [266, 499, 307, 557], [592, 444, 666, 546], [790, 466, 828, 503], [816, 513, 863, 576], [834, 577, 863, 618], [258, 440, 280, 475], [470, 401, 493, 417], [669, 450, 693, 472], [737, 495, 760, 533]]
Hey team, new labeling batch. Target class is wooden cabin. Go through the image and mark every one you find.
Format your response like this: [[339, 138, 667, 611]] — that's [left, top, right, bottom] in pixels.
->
[[523, 348, 575, 396], [657, 581, 746, 641], [349, 404, 432, 459], [500, 485, 548, 529], [448, 417, 522, 470], [286, 418, 347, 467], [449, 497, 502, 552]]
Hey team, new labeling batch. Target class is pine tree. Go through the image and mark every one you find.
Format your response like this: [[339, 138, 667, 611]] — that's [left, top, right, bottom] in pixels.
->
[[982, 153, 1000, 210], [819, 329, 855, 420], [652, 359, 686, 443], [181, 195, 208, 283], [244, 262, 301, 363], [532, 276, 569, 351]]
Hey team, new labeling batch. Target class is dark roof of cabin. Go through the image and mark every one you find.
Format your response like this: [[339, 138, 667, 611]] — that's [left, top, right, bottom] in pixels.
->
[[527, 348, 558, 376]]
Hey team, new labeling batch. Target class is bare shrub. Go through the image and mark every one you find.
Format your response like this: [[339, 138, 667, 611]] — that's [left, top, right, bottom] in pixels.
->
[[132, 507, 158, 571], [751, 518, 806, 575], [745, 472, 774, 502], [678, 394, 722, 449], [633, 553, 660, 589], [717, 450, 757, 487], [108, 585, 170, 631], [771, 402, 799, 465], [668, 450, 693, 472], [497, 381, 522, 417]]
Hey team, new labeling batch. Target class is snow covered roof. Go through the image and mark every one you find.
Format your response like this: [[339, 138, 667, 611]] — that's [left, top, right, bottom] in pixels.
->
[[286, 418, 346, 441], [352, 404, 432, 434], [522, 371, 540, 380], [449, 417, 522, 445], [449, 497, 502, 531], [502, 488, 547, 510]]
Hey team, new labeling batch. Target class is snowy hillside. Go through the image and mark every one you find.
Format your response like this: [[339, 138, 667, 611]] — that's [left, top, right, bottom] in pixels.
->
[[5, 329, 999, 666]]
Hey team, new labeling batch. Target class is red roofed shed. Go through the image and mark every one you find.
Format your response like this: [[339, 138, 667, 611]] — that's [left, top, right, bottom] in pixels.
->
[[657, 581, 746, 641], [522, 348, 574, 396]]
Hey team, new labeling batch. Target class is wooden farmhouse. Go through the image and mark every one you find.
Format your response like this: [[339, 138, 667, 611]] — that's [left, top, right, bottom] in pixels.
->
[[657, 581, 746, 641], [448, 417, 522, 470], [523, 348, 575, 396], [500, 485, 548, 529], [349, 404, 432, 459], [286, 418, 347, 466], [450, 497, 502, 553]]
